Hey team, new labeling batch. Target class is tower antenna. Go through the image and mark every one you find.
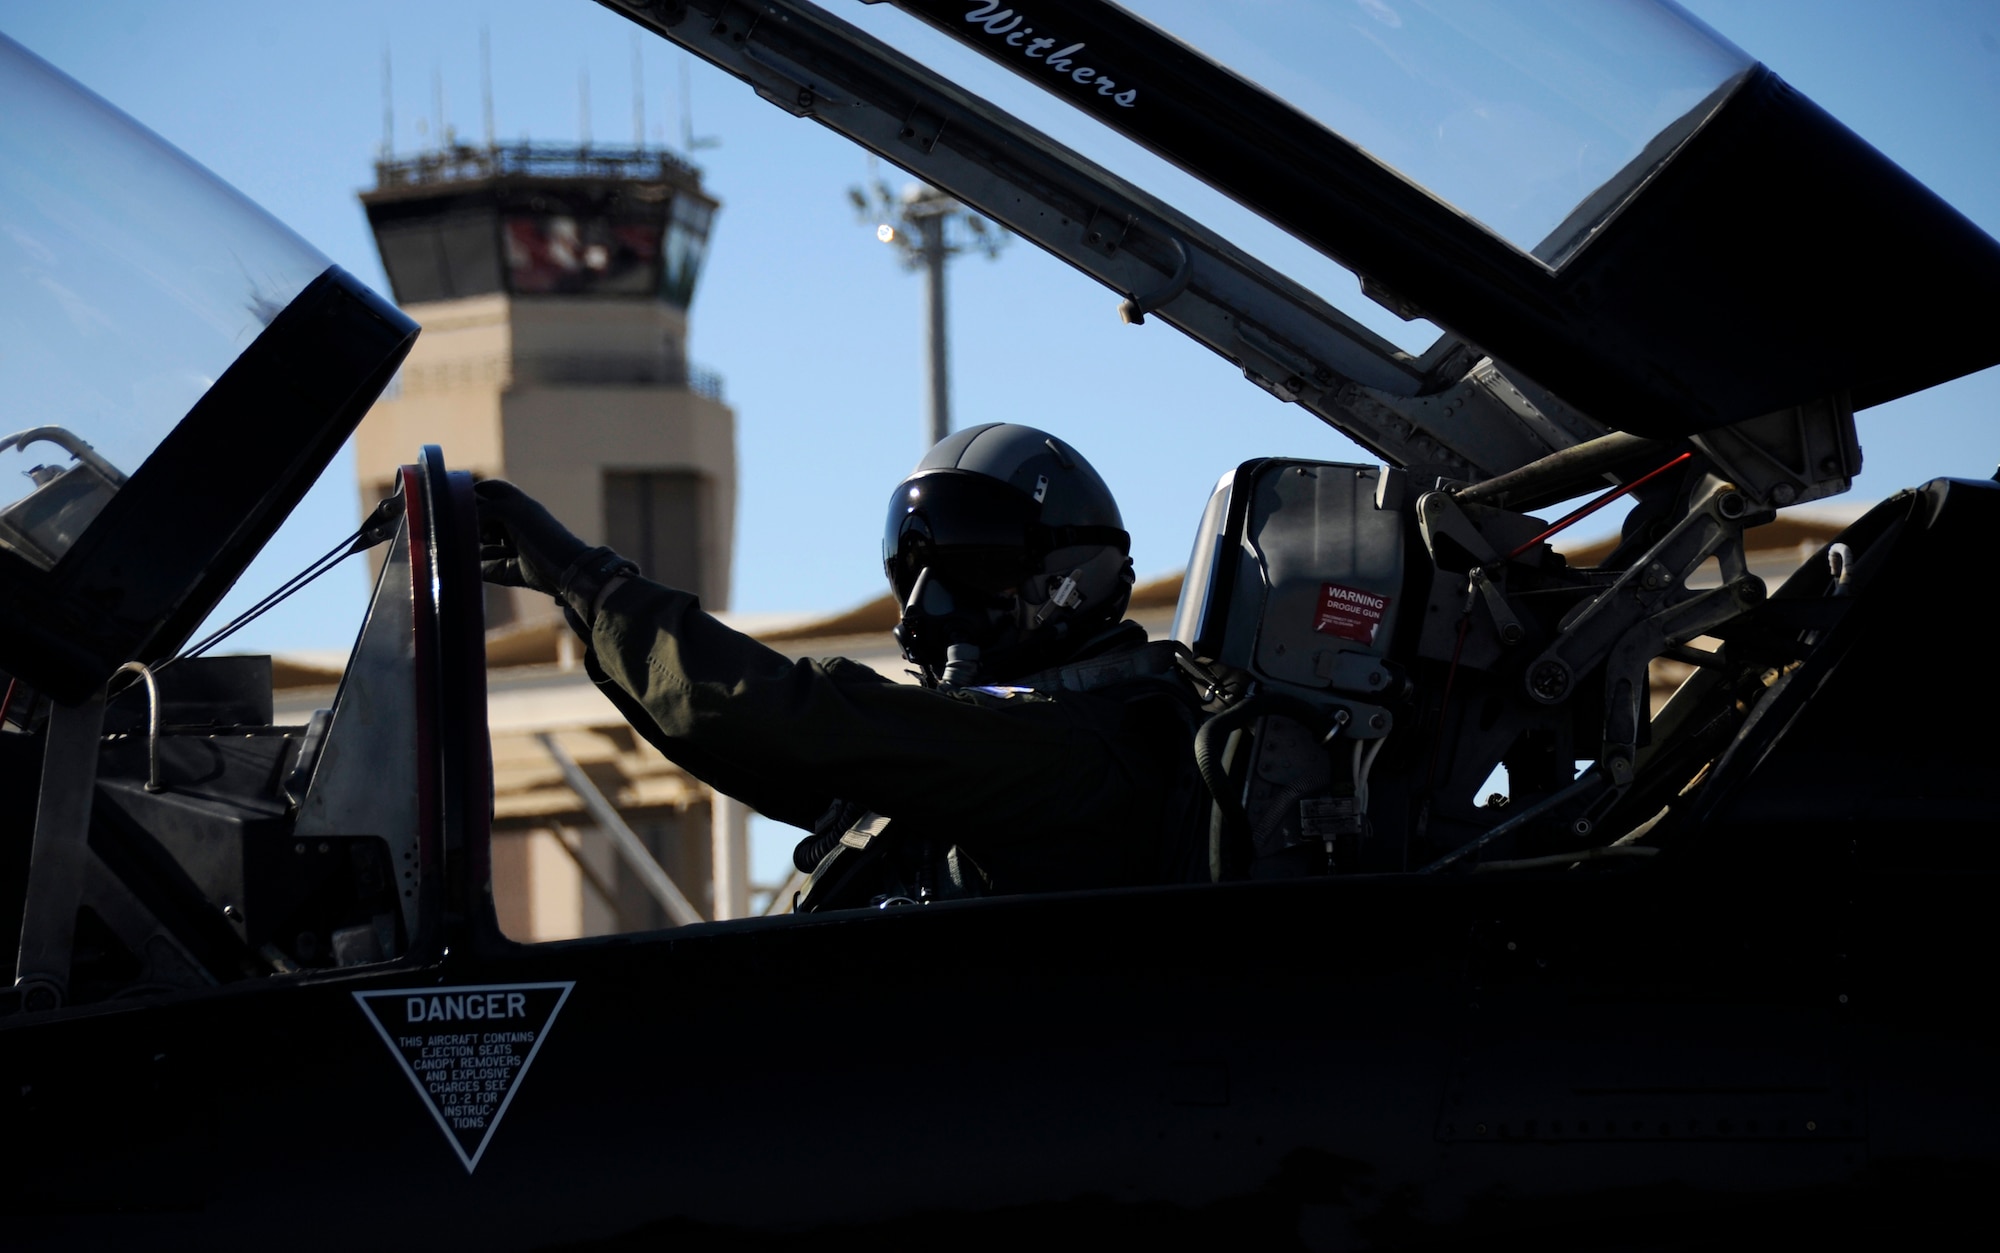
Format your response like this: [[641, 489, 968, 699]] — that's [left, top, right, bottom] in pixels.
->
[[579, 65, 592, 148], [432, 63, 446, 151], [632, 34, 645, 147], [380, 44, 394, 158], [678, 57, 691, 153], [481, 26, 495, 149], [679, 56, 720, 153]]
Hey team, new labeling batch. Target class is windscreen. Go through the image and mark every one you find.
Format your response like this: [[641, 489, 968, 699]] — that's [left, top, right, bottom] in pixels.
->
[[1113, 0, 1752, 264], [0, 33, 331, 570]]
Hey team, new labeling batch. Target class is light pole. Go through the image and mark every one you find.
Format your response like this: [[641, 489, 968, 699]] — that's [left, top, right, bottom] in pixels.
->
[[851, 179, 1007, 450]]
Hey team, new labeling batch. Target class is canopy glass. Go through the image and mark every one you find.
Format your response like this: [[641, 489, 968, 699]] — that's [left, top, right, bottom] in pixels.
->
[[0, 33, 330, 570], [1114, 0, 1752, 264]]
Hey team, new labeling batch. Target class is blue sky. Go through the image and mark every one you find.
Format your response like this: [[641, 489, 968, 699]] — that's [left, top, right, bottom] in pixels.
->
[[3, 0, 1997, 654]]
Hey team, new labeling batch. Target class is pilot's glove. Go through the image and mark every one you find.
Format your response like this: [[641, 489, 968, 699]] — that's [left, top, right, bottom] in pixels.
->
[[475, 479, 637, 625]]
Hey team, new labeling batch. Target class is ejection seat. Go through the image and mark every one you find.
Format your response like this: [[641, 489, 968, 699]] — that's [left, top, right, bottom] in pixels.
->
[[1169, 458, 1411, 881]]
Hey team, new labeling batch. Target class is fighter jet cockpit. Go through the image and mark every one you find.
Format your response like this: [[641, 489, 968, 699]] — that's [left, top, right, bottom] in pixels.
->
[[754, 0, 2000, 879], [3, 4, 1999, 1243], [5, 0, 1999, 1018]]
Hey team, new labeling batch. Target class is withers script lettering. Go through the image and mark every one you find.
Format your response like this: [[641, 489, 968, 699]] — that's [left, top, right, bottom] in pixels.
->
[[962, 4, 1139, 107]]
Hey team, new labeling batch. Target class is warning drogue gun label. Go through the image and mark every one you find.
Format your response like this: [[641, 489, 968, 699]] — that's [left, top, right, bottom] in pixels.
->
[[1313, 582, 1391, 646]]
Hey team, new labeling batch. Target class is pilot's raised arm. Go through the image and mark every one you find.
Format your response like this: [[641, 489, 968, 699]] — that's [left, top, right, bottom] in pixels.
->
[[475, 425, 1206, 905]]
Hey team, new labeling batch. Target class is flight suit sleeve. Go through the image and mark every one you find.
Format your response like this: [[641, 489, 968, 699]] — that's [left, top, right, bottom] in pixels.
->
[[584, 578, 1144, 840]]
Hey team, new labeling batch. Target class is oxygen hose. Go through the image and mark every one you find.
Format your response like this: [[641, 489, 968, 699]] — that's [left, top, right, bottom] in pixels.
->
[[1196, 691, 1344, 881]]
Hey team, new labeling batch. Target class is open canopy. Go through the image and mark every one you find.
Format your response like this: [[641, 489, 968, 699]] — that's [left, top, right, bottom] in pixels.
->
[[868, 0, 2000, 437], [0, 34, 416, 701]]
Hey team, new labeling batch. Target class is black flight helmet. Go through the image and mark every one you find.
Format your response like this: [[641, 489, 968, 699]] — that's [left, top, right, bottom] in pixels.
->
[[885, 424, 1133, 685]]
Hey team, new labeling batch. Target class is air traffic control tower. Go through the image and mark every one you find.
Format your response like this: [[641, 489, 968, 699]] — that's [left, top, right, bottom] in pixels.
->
[[348, 144, 748, 935], [354, 143, 732, 627]]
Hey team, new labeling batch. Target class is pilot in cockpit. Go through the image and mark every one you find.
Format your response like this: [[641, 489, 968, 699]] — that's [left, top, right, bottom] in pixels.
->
[[475, 423, 1207, 909]]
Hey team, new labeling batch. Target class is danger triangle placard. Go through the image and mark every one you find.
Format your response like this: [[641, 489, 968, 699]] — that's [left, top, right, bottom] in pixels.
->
[[354, 981, 574, 1173]]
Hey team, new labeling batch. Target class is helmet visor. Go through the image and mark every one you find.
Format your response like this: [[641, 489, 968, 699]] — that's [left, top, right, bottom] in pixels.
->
[[883, 470, 1042, 604]]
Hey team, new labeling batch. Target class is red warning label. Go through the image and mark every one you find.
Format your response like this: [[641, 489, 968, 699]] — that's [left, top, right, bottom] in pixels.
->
[[1313, 582, 1391, 645]]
